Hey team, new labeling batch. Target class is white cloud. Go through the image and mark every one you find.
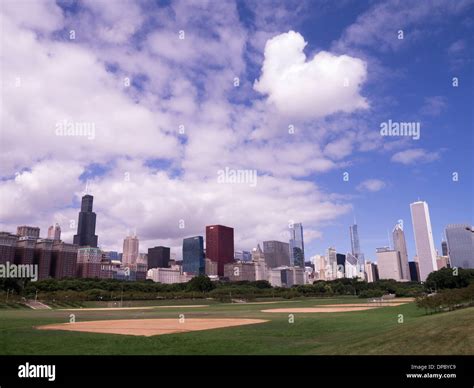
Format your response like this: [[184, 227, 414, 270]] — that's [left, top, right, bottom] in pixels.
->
[[391, 148, 440, 165], [254, 31, 368, 119], [324, 135, 354, 160], [0, 160, 83, 223], [356, 179, 386, 192], [0, 14, 179, 175], [1, 0, 63, 33], [334, 0, 473, 52]]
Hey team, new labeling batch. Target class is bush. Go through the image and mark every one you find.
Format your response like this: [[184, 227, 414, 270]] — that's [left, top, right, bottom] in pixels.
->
[[416, 283, 474, 314]]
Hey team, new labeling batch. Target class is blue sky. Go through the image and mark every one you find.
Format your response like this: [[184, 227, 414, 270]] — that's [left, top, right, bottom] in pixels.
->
[[1, 0, 473, 262]]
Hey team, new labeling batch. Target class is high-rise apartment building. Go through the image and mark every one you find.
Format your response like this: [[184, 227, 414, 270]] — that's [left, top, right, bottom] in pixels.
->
[[410, 201, 437, 281], [206, 225, 234, 276], [289, 223, 305, 267], [182, 236, 205, 275], [263, 240, 290, 269], [73, 195, 98, 247], [392, 223, 410, 280], [445, 224, 473, 269]]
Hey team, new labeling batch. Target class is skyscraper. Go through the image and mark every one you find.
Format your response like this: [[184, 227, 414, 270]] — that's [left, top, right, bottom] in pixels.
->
[[252, 244, 267, 281], [410, 201, 437, 281], [182, 236, 205, 275], [392, 223, 410, 280], [376, 247, 403, 281], [206, 225, 234, 276], [326, 247, 337, 280], [409, 260, 420, 282], [122, 234, 139, 267], [147, 246, 170, 269], [289, 223, 305, 267], [349, 223, 365, 266], [263, 240, 290, 269], [73, 195, 98, 247], [445, 224, 473, 269], [47, 223, 61, 241]]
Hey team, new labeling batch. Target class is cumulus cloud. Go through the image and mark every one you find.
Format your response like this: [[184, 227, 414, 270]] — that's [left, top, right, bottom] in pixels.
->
[[254, 31, 368, 119], [0, 160, 83, 223], [356, 179, 386, 192], [391, 148, 440, 165]]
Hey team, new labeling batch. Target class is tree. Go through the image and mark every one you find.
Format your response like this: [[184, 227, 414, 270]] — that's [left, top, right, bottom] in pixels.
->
[[186, 275, 215, 292], [425, 268, 474, 291]]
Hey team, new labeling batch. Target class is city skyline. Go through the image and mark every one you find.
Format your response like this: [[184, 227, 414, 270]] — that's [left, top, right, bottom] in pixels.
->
[[0, 0, 472, 267], [2, 192, 470, 268]]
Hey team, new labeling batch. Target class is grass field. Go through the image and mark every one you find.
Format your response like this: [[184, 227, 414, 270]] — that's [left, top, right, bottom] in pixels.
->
[[0, 297, 472, 355]]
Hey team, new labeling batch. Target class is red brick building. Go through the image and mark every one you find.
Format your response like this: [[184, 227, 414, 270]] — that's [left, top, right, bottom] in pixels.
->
[[0, 232, 18, 265], [14, 237, 36, 265], [51, 242, 78, 279], [34, 239, 53, 280]]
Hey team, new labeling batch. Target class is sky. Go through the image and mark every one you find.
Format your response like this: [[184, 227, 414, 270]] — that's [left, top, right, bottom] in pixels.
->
[[1, 0, 473, 263]]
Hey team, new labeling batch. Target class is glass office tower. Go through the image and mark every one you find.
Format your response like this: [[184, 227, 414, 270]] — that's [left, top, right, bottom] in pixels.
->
[[289, 222, 305, 268], [183, 236, 205, 275]]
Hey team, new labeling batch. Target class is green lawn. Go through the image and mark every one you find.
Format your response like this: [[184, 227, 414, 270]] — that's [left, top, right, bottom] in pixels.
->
[[0, 297, 472, 355]]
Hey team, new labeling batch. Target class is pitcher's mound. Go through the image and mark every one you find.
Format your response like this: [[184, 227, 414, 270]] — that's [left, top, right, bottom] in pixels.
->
[[36, 318, 268, 337]]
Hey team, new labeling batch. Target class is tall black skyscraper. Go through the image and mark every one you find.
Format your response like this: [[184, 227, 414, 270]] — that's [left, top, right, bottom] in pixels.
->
[[73, 195, 98, 247]]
